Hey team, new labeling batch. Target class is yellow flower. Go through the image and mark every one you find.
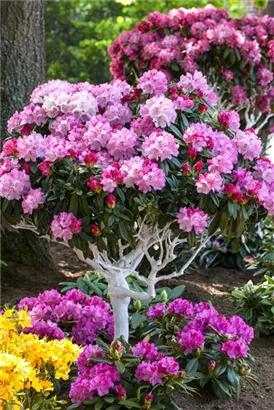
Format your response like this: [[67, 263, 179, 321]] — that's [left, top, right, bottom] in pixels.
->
[[0, 308, 82, 409]]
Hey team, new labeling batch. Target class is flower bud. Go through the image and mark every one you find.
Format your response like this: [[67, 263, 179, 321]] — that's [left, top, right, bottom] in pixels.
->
[[84, 152, 98, 167], [133, 300, 142, 311], [160, 289, 168, 302], [22, 163, 31, 175], [91, 224, 101, 237], [198, 104, 208, 114], [114, 385, 126, 400], [38, 160, 53, 176], [87, 177, 102, 193], [20, 125, 32, 136], [239, 365, 251, 376], [186, 147, 197, 161], [182, 162, 191, 176], [110, 339, 124, 360], [193, 160, 203, 173], [208, 360, 217, 372], [106, 193, 116, 209], [144, 393, 154, 409]]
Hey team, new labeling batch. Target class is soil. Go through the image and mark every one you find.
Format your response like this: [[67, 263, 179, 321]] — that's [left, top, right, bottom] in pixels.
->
[[1, 243, 273, 409]]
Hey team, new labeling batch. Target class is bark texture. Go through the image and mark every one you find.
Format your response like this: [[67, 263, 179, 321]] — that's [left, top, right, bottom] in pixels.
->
[[1, 0, 55, 270]]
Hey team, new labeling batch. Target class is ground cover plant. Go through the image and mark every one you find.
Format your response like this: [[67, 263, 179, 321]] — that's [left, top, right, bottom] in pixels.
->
[[109, 5, 274, 141]]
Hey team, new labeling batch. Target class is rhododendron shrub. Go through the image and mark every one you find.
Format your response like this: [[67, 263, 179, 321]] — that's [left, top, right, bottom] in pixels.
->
[[109, 5, 274, 140], [69, 338, 196, 410], [142, 299, 258, 399], [1, 71, 273, 341], [18, 289, 114, 345]]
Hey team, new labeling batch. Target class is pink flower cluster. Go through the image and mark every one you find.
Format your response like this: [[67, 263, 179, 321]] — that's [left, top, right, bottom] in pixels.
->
[[145, 298, 254, 360], [50, 212, 82, 241], [109, 6, 274, 117], [18, 289, 114, 345], [177, 207, 208, 234], [70, 359, 120, 403], [69, 340, 180, 403], [1, 67, 274, 247]]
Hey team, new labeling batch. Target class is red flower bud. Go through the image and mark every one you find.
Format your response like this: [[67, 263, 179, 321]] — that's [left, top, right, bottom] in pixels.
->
[[208, 360, 217, 372], [186, 147, 197, 161], [224, 183, 240, 198], [38, 160, 53, 176], [21, 163, 31, 175], [193, 160, 203, 173], [106, 193, 116, 209], [91, 224, 101, 237], [20, 125, 32, 136], [232, 192, 243, 203], [182, 163, 191, 176], [84, 152, 98, 167], [198, 104, 208, 114], [87, 177, 102, 193]]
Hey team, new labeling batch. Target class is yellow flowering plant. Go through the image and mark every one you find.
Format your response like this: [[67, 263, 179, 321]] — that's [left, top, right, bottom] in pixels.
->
[[0, 309, 82, 410]]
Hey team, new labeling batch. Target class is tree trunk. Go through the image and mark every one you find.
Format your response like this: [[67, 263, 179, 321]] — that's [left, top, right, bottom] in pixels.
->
[[1, 0, 55, 270], [262, 0, 274, 16], [109, 277, 131, 341]]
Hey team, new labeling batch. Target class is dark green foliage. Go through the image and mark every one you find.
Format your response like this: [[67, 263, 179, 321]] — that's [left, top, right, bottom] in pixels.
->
[[46, 0, 246, 84], [231, 275, 274, 336]]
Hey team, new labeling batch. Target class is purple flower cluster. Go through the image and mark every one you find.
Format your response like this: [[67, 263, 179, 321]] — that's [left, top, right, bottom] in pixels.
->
[[70, 340, 180, 403], [18, 289, 114, 345], [132, 340, 180, 386], [145, 298, 254, 359]]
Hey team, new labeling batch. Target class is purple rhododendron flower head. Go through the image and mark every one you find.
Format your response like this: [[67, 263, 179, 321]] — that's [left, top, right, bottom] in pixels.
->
[[146, 303, 166, 319], [229, 315, 254, 344], [168, 299, 194, 317], [177, 329, 205, 354], [24, 319, 64, 340], [220, 338, 249, 359], [76, 345, 104, 374], [65, 289, 87, 304], [132, 340, 159, 360]]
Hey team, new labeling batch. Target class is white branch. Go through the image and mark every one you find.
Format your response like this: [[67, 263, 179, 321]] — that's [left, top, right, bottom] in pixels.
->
[[155, 233, 213, 283]]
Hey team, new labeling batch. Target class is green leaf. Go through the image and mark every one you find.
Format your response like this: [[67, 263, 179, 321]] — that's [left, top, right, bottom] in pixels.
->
[[95, 399, 104, 410], [69, 193, 79, 214], [115, 361, 125, 373], [67, 404, 80, 410], [118, 400, 142, 408], [186, 358, 199, 373], [131, 312, 147, 330], [105, 406, 121, 410], [168, 285, 185, 300]]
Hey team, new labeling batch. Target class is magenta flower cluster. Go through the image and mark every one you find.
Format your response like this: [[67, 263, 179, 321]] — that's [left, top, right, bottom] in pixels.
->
[[146, 298, 254, 360], [70, 340, 180, 403], [18, 289, 114, 345], [70, 344, 121, 403], [109, 5, 274, 116]]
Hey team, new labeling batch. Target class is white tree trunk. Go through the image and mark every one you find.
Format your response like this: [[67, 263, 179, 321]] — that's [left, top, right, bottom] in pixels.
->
[[108, 275, 131, 340]]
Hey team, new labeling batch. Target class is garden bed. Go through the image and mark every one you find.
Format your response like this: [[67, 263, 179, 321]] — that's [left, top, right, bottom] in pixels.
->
[[1, 243, 274, 409]]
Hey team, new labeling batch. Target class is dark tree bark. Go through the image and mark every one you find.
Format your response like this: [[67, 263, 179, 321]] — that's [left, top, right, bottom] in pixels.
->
[[1, 0, 55, 270], [262, 0, 274, 16]]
